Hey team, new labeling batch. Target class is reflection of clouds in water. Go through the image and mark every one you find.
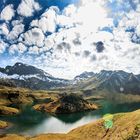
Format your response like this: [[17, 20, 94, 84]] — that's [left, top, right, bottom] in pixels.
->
[[22, 115, 100, 136]]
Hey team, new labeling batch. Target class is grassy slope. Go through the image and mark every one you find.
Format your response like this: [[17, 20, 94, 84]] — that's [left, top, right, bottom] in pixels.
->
[[1, 109, 140, 140], [0, 86, 59, 106]]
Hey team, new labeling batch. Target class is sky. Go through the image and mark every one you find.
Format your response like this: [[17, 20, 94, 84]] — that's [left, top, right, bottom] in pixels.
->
[[0, 0, 140, 79]]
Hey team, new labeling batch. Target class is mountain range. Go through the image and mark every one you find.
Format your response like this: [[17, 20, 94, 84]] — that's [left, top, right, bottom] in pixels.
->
[[0, 62, 140, 95], [74, 70, 140, 95], [0, 62, 69, 89]]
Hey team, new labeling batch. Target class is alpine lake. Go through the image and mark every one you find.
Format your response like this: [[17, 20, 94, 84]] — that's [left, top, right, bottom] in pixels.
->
[[1, 99, 140, 136]]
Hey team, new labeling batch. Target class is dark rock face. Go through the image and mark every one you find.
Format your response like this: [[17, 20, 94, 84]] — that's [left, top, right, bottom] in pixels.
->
[[56, 94, 88, 113]]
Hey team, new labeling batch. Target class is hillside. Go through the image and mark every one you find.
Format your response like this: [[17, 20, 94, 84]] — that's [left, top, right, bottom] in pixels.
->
[[72, 70, 140, 95], [1, 109, 140, 140]]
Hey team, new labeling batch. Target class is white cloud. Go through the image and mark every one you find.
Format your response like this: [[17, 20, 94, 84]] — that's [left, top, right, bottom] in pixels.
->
[[0, 41, 7, 53], [28, 46, 39, 54], [135, 24, 140, 36], [9, 44, 18, 54], [9, 42, 27, 54], [8, 24, 24, 40], [17, 0, 41, 17], [44, 36, 55, 51], [20, 28, 45, 47], [63, 4, 77, 17], [1, 0, 140, 79], [11, 19, 23, 26], [0, 23, 9, 36], [0, 4, 15, 21], [31, 7, 58, 33], [17, 42, 27, 53]]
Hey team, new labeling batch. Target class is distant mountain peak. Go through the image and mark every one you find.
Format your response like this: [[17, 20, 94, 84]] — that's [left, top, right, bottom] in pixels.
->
[[74, 71, 95, 81], [128, 73, 140, 82], [1, 62, 51, 77]]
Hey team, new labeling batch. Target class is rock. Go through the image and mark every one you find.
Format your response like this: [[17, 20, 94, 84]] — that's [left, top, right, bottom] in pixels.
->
[[33, 94, 98, 114], [0, 120, 8, 129], [0, 106, 20, 115]]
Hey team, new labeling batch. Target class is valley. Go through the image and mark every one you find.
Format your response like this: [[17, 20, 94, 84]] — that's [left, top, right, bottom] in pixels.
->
[[0, 63, 140, 139]]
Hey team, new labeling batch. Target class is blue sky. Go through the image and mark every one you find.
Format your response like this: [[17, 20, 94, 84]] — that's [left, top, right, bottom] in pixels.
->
[[0, 0, 140, 79]]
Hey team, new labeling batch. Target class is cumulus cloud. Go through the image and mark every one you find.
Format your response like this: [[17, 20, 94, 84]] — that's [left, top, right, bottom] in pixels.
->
[[11, 20, 23, 26], [56, 42, 71, 53], [20, 28, 45, 47], [83, 50, 91, 58], [1, 0, 140, 79], [63, 4, 77, 17], [31, 7, 58, 33], [43, 35, 55, 51], [17, 43, 27, 53], [17, 0, 41, 17], [8, 24, 24, 40], [28, 46, 39, 54], [0, 23, 9, 36], [0, 41, 7, 53], [9, 42, 27, 54], [9, 44, 18, 54], [0, 4, 15, 21]]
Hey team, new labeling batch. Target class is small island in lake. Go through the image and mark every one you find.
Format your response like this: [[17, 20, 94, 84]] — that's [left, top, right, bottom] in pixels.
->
[[33, 94, 98, 114]]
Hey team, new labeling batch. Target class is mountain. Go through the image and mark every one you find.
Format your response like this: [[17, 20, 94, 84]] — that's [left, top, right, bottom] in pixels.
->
[[0, 62, 69, 89], [74, 71, 95, 82], [1, 63, 140, 94], [73, 70, 140, 95]]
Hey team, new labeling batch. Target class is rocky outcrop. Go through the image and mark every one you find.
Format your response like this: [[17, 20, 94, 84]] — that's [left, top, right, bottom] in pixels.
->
[[33, 94, 98, 114], [0, 106, 19, 115], [0, 120, 8, 129]]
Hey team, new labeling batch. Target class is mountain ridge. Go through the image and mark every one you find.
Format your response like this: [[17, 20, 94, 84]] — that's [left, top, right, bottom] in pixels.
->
[[0, 62, 140, 94], [0, 62, 69, 89]]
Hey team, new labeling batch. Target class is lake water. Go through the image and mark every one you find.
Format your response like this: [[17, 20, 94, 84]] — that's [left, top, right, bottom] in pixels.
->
[[1, 100, 140, 136]]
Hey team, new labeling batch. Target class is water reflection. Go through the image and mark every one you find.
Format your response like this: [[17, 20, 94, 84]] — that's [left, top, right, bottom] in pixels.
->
[[1, 100, 140, 136], [23, 115, 100, 135]]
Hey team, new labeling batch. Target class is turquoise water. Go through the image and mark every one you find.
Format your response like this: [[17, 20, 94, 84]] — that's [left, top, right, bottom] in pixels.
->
[[0, 100, 140, 136]]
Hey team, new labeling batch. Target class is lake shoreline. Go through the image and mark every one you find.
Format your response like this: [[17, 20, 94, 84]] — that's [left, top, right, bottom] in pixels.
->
[[1, 109, 140, 140]]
